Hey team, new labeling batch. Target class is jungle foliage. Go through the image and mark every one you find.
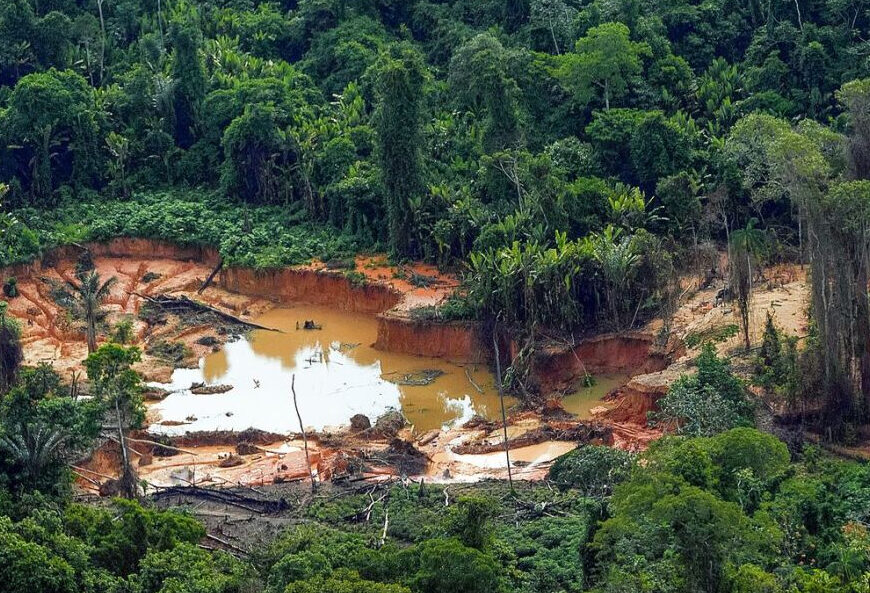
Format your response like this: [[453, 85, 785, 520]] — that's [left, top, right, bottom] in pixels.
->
[[0, 0, 868, 340]]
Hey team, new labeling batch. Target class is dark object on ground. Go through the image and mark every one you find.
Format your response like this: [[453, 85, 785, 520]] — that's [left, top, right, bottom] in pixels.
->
[[143, 387, 170, 401], [147, 340, 190, 363], [452, 421, 614, 455], [236, 442, 259, 455], [142, 271, 162, 283], [3, 277, 18, 298], [76, 250, 95, 274], [378, 438, 428, 475], [298, 319, 322, 330], [374, 410, 407, 438], [218, 454, 244, 468], [350, 414, 372, 432], [196, 335, 219, 346], [134, 292, 280, 332]]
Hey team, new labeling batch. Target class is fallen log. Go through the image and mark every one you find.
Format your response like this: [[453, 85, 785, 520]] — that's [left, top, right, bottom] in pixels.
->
[[198, 258, 224, 294], [131, 292, 280, 332], [205, 533, 249, 556]]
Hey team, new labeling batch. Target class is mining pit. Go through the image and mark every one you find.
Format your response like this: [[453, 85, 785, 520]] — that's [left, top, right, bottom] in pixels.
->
[[1, 239, 809, 494]]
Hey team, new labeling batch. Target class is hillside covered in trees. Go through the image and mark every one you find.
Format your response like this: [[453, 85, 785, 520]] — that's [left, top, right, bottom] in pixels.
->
[[2, 0, 870, 592]]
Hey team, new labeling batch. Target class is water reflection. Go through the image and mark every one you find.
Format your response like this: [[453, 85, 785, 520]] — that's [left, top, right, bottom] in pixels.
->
[[150, 305, 513, 434]]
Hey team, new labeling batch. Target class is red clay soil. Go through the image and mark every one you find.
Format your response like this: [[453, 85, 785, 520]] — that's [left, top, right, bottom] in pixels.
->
[[1, 239, 481, 377], [374, 316, 487, 363], [6, 238, 690, 492], [527, 332, 684, 394]]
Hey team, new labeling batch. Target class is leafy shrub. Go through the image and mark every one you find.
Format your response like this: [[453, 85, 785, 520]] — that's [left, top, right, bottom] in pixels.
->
[[11, 191, 361, 269], [548, 445, 634, 497], [411, 538, 504, 593], [2, 277, 18, 298], [650, 343, 753, 436], [145, 340, 190, 363], [445, 496, 497, 550], [754, 313, 799, 401], [110, 319, 135, 344]]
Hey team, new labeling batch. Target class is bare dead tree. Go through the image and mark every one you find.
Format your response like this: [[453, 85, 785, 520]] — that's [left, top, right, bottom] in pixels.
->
[[493, 323, 513, 493], [291, 374, 316, 491]]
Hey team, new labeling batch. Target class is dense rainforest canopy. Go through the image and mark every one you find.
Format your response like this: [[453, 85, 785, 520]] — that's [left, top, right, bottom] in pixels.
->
[[3, 0, 870, 424], [2, 0, 870, 592]]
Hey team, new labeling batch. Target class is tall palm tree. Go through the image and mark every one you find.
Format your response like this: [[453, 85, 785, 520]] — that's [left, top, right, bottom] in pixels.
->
[[730, 218, 767, 351], [68, 270, 117, 353]]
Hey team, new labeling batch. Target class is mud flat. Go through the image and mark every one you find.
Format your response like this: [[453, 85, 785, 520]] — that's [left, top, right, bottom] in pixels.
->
[[2, 239, 690, 492]]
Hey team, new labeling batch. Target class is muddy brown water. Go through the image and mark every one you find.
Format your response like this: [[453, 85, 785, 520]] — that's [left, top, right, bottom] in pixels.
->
[[150, 305, 513, 434], [559, 373, 630, 417], [149, 305, 628, 435]]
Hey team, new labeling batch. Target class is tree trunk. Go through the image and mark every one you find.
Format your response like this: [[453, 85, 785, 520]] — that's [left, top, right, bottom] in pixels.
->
[[291, 374, 316, 492], [793, 0, 803, 30], [492, 326, 513, 493], [115, 396, 137, 498], [87, 319, 97, 354], [96, 0, 106, 85]]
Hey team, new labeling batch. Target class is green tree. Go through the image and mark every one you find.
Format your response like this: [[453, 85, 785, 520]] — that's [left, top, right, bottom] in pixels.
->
[[589, 225, 640, 331], [169, 8, 205, 149], [67, 270, 117, 354], [445, 496, 496, 550], [0, 516, 76, 593], [651, 344, 752, 436], [560, 22, 650, 111], [0, 69, 101, 205], [730, 218, 767, 351], [548, 444, 634, 496], [84, 344, 143, 498], [0, 301, 22, 392], [373, 43, 425, 257], [629, 112, 692, 193], [837, 78, 870, 180], [284, 568, 411, 593], [133, 542, 256, 593], [449, 33, 521, 152], [220, 103, 292, 204], [0, 365, 101, 494], [411, 538, 503, 593]]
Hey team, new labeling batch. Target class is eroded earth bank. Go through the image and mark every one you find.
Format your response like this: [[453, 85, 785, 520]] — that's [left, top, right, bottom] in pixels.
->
[[3, 239, 808, 493]]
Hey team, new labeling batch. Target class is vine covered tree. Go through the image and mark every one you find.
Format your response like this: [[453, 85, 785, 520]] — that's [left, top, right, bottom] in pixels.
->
[[373, 43, 425, 257], [449, 33, 522, 152]]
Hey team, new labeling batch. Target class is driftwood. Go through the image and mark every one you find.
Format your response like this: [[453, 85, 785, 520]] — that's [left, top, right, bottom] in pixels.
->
[[205, 533, 249, 556], [132, 292, 280, 332]]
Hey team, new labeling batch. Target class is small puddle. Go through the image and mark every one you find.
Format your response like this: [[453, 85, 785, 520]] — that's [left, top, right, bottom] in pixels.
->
[[446, 441, 578, 469], [559, 373, 629, 418], [150, 305, 515, 434]]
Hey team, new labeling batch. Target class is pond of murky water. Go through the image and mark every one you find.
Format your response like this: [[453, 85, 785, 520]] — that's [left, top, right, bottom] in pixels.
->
[[149, 305, 515, 434], [560, 373, 629, 418]]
